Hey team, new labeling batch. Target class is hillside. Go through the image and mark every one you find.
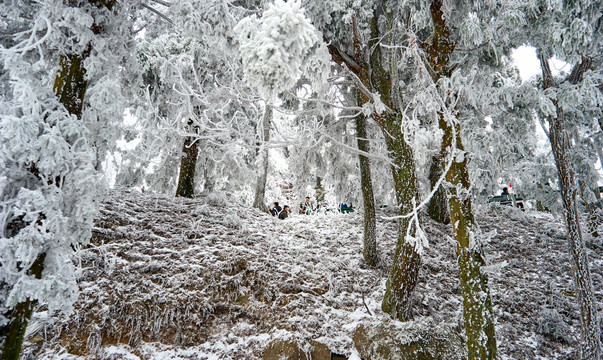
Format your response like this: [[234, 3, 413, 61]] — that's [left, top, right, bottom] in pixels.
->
[[21, 188, 603, 359]]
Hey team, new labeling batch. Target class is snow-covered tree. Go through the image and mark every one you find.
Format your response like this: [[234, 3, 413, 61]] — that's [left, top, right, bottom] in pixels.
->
[[235, 0, 329, 211], [119, 0, 261, 199], [0, 0, 136, 357]]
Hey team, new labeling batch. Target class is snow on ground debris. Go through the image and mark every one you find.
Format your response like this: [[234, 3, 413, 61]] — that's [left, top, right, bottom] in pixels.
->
[[22, 189, 602, 359]]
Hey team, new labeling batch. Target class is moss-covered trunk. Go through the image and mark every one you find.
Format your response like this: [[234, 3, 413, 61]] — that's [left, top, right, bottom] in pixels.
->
[[253, 104, 272, 212], [175, 129, 199, 198], [439, 115, 497, 360], [0, 254, 46, 360], [425, 2, 496, 358]]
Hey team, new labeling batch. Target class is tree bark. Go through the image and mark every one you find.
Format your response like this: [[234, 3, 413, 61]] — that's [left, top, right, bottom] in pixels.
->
[[380, 115, 421, 321], [540, 53, 601, 359], [175, 125, 199, 198], [439, 115, 497, 360], [427, 156, 450, 224], [0, 254, 45, 360], [253, 104, 272, 212], [578, 179, 600, 239], [327, 7, 422, 321], [355, 111, 378, 266], [425, 2, 497, 358]]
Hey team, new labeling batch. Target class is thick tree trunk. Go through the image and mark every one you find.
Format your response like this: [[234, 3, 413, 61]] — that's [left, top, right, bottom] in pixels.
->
[[253, 104, 272, 212], [355, 112, 378, 266], [548, 112, 602, 359], [380, 115, 421, 321], [439, 115, 497, 360], [427, 156, 450, 224], [175, 131, 199, 198]]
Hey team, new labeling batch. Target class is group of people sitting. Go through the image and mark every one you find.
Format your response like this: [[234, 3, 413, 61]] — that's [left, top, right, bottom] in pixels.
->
[[269, 196, 317, 220], [268, 202, 291, 220]]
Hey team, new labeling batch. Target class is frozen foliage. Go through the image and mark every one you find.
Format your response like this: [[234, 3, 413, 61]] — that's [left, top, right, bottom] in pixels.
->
[[223, 212, 242, 230], [21, 189, 602, 359], [0, 0, 123, 319], [235, 0, 321, 101], [193, 204, 211, 217], [207, 191, 228, 206], [536, 309, 572, 343]]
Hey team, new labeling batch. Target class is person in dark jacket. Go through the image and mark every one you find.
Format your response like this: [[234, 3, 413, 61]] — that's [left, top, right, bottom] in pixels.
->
[[299, 196, 312, 214], [278, 205, 291, 220], [501, 187, 509, 196], [269, 202, 282, 216]]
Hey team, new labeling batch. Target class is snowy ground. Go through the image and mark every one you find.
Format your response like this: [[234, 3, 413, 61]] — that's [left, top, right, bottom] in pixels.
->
[[22, 188, 603, 359]]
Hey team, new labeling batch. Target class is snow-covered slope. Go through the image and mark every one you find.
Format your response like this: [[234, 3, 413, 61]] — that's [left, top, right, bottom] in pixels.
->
[[22, 189, 602, 359]]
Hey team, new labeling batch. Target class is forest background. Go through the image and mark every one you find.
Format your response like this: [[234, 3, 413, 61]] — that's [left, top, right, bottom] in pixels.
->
[[0, 0, 602, 359]]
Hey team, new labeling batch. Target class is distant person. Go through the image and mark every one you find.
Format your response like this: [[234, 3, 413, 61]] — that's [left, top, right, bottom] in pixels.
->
[[501, 187, 509, 196], [279, 205, 291, 220], [269, 202, 282, 217], [299, 196, 312, 215]]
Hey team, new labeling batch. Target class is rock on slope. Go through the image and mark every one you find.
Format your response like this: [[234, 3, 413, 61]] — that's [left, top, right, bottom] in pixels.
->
[[21, 189, 602, 359]]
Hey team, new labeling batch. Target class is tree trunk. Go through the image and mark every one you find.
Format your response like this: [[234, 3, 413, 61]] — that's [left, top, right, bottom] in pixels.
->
[[578, 180, 599, 239], [380, 115, 421, 321], [427, 156, 450, 224], [175, 131, 199, 198], [425, 2, 497, 358], [540, 53, 601, 359], [548, 112, 602, 359], [0, 254, 45, 360], [253, 104, 272, 212], [439, 115, 497, 360], [355, 111, 378, 266]]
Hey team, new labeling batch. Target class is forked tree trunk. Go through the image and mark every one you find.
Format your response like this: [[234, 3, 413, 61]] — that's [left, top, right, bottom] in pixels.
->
[[540, 53, 601, 359], [175, 126, 199, 198], [328, 7, 422, 321], [253, 104, 272, 212]]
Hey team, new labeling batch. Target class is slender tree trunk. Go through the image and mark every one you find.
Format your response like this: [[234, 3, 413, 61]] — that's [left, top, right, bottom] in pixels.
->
[[439, 114, 497, 360], [175, 128, 199, 198], [540, 53, 601, 359], [380, 115, 421, 321], [253, 104, 272, 212], [425, 2, 497, 358], [427, 156, 450, 224], [355, 111, 378, 266], [328, 8, 421, 321]]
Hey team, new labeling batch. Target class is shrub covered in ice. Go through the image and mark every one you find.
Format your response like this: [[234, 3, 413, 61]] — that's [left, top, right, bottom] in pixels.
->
[[223, 213, 242, 229], [535, 308, 572, 343], [193, 204, 211, 217], [207, 192, 228, 206]]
